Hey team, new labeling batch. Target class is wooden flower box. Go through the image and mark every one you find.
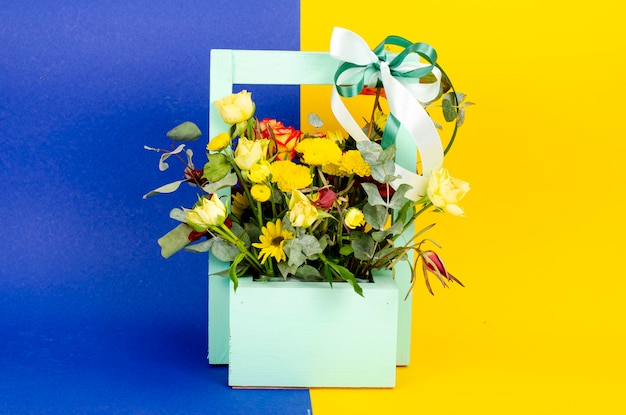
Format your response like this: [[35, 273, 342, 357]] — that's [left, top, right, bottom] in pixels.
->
[[207, 48, 417, 386], [228, 271, 398, 388]]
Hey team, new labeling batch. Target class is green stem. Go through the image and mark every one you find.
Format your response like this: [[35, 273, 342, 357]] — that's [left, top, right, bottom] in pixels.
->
[[270, 183, 277, 218], [212, 224, 264, 274], [256, 201, 263, 229], [399, 203, 432, 237], [230, 160, 262, 228]]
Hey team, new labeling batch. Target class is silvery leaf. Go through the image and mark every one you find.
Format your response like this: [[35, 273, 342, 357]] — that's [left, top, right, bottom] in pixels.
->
[[142, 179, 186, 199], [166, 121, 202, 142], [158, 144, 186, 171]]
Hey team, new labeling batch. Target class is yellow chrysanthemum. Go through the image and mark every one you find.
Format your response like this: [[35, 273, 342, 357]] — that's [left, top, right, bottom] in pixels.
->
[[250, 184, 271, 202], [270, 160, 313, 193], [342, 150, 371, 177], [247, 160, 271, 183], [344, 207, 365, 229], [252, 219, 294, 264], [322, 150, 371, 177], [295, 138, 342, 166], [206, 132, 230, 152]]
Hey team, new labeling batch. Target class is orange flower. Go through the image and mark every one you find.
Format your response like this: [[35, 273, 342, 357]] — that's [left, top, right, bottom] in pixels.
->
[[259, 118, 301, 161], [360, 87, 386, 98]]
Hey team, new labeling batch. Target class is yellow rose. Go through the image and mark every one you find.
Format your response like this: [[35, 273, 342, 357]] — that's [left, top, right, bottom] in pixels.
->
[[247, 160, 271, 183], [426, 167, 470, 216], [251, 184, 271, 202], [214, 90, 255, 124], [288, 189, 318, 228], [234, 137, 268, 171], [344, 207, 365, 229], [184, 194, 226, 231]]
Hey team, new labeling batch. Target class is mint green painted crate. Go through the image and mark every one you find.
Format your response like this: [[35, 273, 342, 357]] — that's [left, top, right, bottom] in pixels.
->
[[207, 49, 416, 375], [228, 271, 398, 388]]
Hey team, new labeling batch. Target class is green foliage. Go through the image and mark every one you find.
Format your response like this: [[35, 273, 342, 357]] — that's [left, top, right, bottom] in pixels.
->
[[203, 153, 231, 182], [146, 76, 471, 297], [166, 121, 202, 142]]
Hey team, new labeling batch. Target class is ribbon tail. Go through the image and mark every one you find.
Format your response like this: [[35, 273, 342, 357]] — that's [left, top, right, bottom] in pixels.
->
[[379, 64, 444, 175], [390, 164, 429, 201], [331, 88, 370, 143]]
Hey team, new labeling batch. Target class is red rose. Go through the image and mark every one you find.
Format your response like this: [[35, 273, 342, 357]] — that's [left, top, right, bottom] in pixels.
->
[[259, 118, 301, 161]]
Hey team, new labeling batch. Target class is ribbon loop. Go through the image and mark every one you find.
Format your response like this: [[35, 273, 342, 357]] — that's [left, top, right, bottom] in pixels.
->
[[329, 27, 445, 201]]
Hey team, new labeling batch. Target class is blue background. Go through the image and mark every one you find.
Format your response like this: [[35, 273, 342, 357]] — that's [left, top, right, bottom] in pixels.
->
[[0, 1, 309, 413]]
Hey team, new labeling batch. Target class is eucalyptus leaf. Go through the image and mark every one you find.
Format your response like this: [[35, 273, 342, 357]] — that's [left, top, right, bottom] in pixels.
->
[[455, 92, 467, 103], [395, 199, 414, 226], [210, 262, 248, 278], [298, 235, 323, 257], [356, 140, 382, 164], [442, 93, 458, 122], [203, 153, 231, 183], [363, 203, 388, 230], [211, 238, 240, 262], [442, 99, 457, 122], [379, 145, 396, 164], [158, 144, 186, 171], [388, 183, 412, 209], [166, 121, 202, 142], [456, 107, 466, 127], [202, 172, 238, 194], [229, 222, 250, 247], [307, 113, 324, 128], [371, 220, 404, 242], [245, 223, 262, 246], [184, 239, 214, 253], [169, 207, 187, 222], [351, 232, 375, 261], [360, 182, 387, 206], [295, 265, 323, 281], [277, 261, 298, 279], [369, 160, 396, 183], [157, 223, 194, 258], [142, 179, 186, 199], [284, 239, 306, 269], [318, 234, 331, 251]]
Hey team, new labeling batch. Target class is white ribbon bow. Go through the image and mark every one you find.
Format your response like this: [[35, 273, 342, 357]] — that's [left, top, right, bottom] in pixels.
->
[[329, 27, 444, 201]]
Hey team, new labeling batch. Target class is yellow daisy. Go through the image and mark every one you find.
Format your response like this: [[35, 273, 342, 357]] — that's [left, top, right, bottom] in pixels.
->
[[252, 219, 294, 264], [231, 192, 250, 218], [373, 108, 388, 132]]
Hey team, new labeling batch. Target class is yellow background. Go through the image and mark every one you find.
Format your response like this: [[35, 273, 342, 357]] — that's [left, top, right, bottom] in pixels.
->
[[302, 0, 626, 413]]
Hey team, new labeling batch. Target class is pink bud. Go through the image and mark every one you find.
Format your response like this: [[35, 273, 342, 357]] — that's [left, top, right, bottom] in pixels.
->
[[311, 188, 337, 210], [421, 250, 464, 295]]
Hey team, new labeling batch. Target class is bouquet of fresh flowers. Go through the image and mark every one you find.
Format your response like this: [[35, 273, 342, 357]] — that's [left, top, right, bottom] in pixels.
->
[[145, 41, 471, 297]]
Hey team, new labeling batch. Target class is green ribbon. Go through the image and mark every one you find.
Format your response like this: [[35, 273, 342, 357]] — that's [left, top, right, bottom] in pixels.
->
[[333, 35, 438, 150]]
